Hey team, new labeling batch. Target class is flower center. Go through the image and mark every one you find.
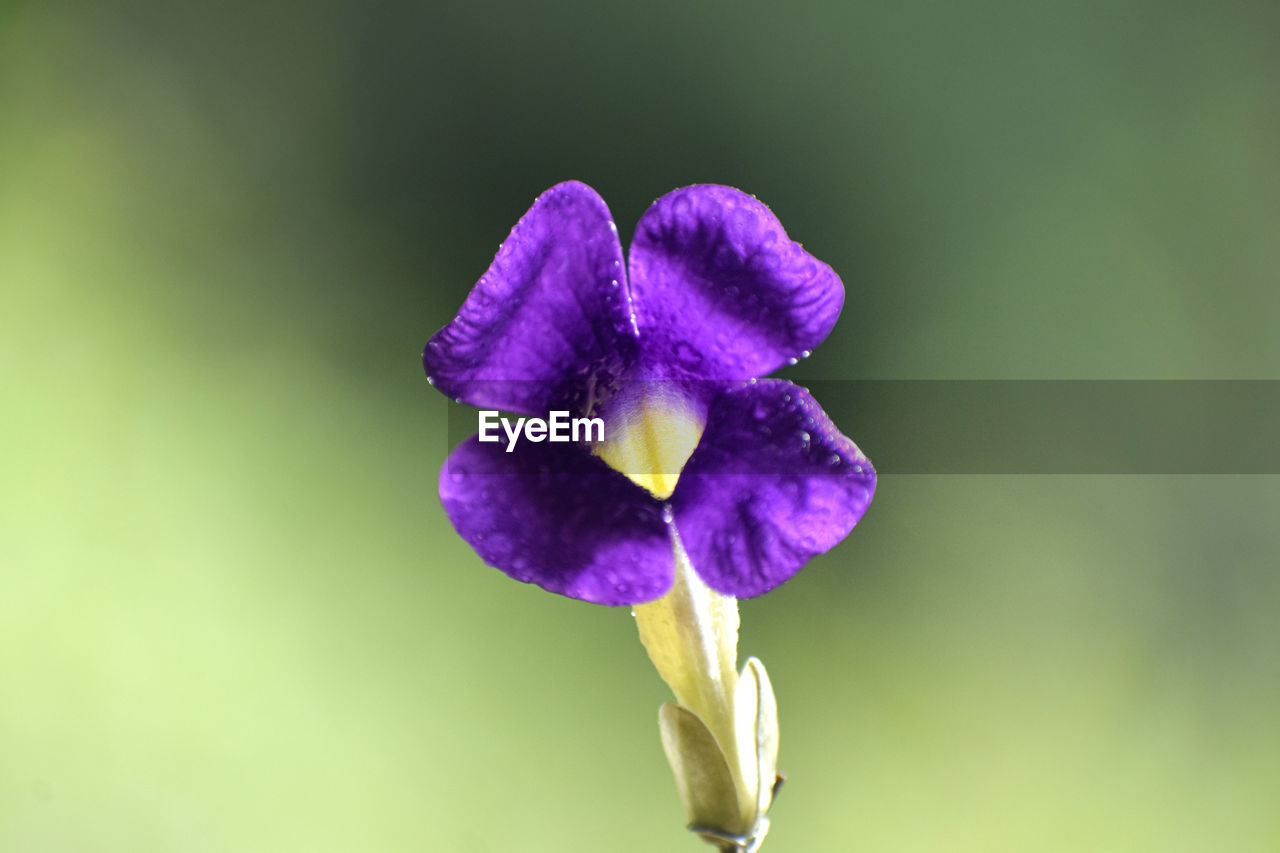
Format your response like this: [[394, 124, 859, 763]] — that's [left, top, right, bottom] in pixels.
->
[[592, 385, 704, 499]]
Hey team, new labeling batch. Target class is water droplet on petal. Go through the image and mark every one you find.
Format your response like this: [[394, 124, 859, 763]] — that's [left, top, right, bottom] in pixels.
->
[[786, 357, 799, 366], [661, 505, 674, 524], [673, 341, 704, 370]]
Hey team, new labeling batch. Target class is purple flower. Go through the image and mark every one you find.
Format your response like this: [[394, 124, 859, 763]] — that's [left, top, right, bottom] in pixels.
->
[[424, 181, 875, 606]]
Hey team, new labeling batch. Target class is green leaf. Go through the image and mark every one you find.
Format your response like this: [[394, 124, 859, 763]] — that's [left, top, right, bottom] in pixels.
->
[[742, 657, 779, 819], [658, 702, 751, 837]]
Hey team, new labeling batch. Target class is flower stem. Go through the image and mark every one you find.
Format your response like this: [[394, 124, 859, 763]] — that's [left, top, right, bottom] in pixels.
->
[[634, 540, 740, 753]]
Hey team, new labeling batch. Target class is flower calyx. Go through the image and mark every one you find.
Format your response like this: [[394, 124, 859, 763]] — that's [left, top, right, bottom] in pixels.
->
[[658, 655, 780, 851]]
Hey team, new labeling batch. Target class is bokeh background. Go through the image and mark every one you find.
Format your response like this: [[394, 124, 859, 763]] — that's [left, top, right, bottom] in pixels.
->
[[3, 1, 1278, 850]]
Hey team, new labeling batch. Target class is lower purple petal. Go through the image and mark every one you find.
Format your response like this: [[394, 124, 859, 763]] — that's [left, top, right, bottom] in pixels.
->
[[439, 437, 673, 605], [670, 380, 875, 598]]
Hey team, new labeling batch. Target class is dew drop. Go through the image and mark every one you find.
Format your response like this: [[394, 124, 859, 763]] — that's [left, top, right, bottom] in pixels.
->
[[673, 340, 704, 370], [799, 350, 812, 359], [610, 279, 619, 288], [426, 375, 436, 386], [828, 453, 843, 467], [854, 464, 864, 474], [608, 220, 618, 233], [661, 505, 674, 524], [786, 357, 799, 366]]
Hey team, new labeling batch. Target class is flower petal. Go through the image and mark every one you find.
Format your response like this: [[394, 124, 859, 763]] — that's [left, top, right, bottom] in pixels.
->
[[670, 380, 875, 598], [424, 181, 639, 415], [439, 437, 673, 605], [628, 185, 844, 382]]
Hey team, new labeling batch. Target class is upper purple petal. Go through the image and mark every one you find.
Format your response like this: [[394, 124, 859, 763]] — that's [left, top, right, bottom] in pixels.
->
[[669, 380, 875, 598], [628, 185, 845, 382], [424, 181, 639, 416], [439, 436, 674, 606]]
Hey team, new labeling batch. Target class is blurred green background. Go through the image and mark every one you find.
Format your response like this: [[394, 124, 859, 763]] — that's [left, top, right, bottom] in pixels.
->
[[3, 1, 1278, 850]]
